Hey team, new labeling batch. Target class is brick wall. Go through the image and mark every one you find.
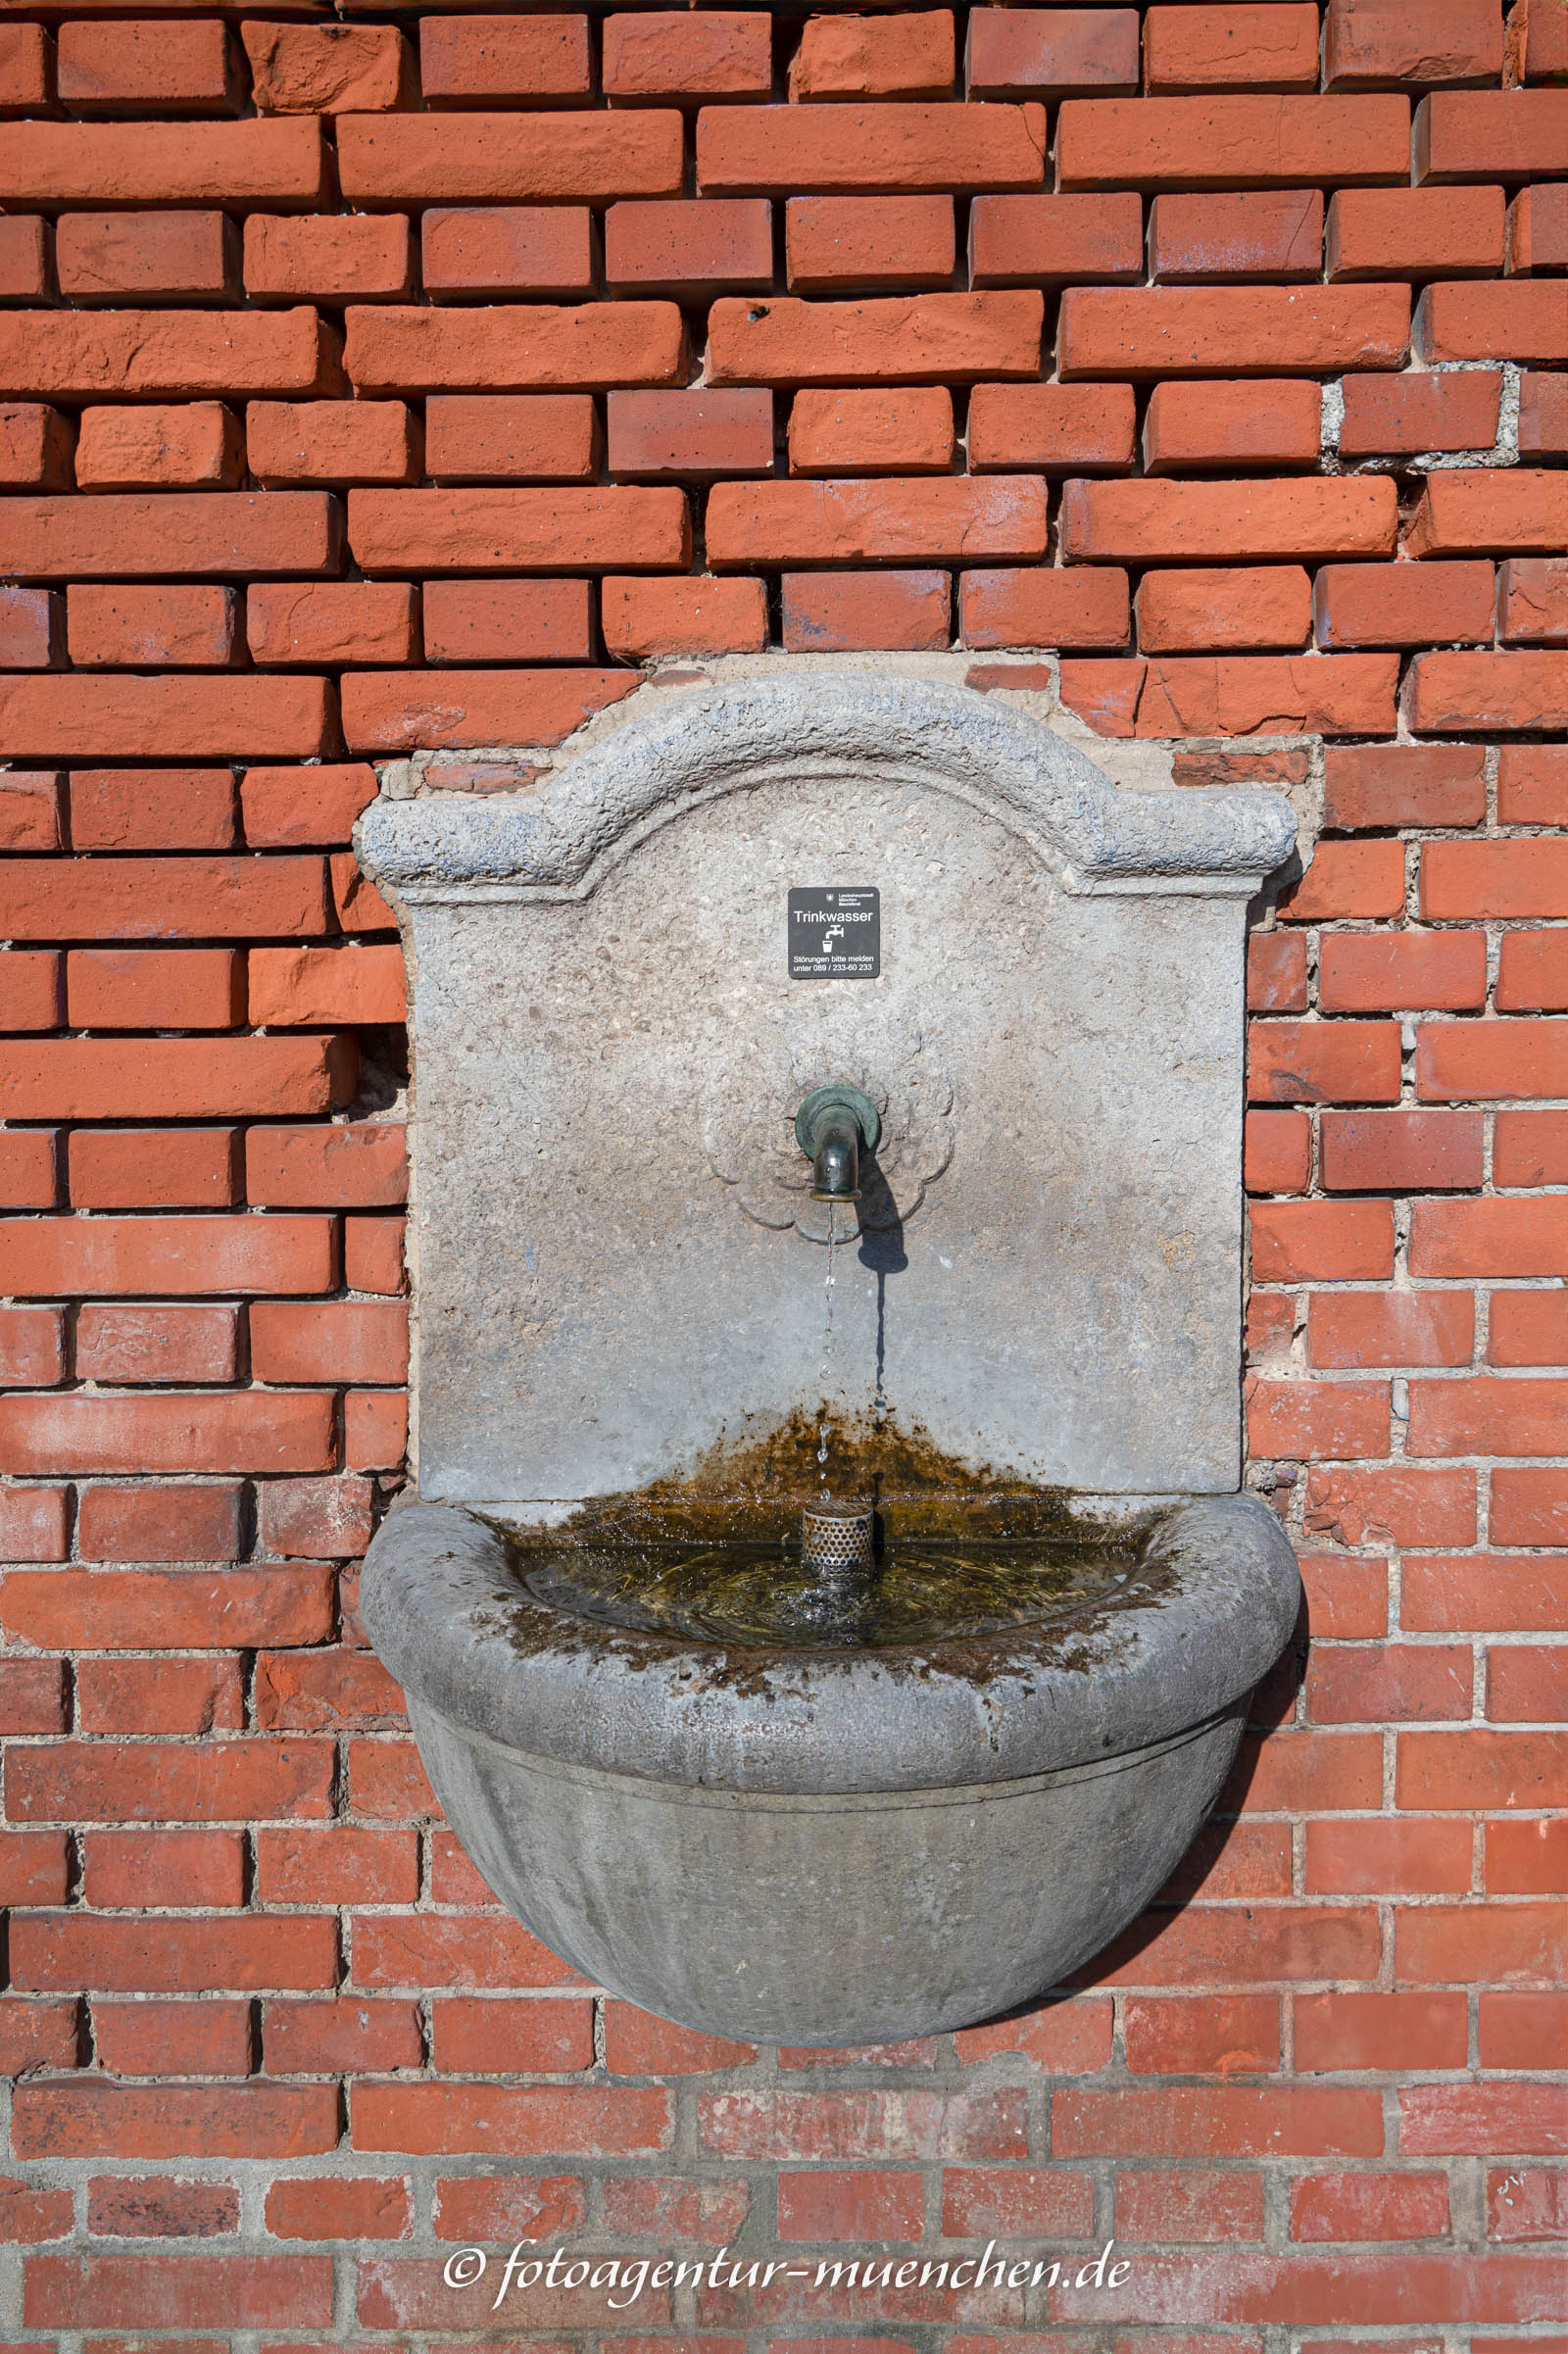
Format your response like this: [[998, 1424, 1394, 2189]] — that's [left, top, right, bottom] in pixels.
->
[[0, 0, 1563, 2339]]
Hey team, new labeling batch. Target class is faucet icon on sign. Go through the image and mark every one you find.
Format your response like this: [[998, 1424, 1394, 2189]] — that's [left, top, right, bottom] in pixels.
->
[[821, 925, 844, 955]]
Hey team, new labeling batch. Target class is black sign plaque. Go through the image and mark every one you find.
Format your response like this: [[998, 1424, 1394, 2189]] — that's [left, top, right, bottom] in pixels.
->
[[788, 886, 880, 979]]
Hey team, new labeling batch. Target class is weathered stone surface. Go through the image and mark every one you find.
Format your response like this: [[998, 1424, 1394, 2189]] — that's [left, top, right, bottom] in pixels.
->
[[360, 673, 1294, 1507]]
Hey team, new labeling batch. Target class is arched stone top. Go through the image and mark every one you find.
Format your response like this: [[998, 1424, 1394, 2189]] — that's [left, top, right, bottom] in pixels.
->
[[358, 671, 1297, 902]]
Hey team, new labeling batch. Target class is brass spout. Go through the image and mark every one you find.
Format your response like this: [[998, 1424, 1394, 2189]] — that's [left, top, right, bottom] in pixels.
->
[[795, 1084, 881, 1205]]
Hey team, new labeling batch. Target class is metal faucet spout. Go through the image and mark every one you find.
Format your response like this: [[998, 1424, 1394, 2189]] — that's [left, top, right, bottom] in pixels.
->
[[794, 1084, 881, 1205]]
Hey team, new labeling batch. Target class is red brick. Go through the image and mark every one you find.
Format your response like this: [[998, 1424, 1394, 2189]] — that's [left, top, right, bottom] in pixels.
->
[[960, 568, 1131, 652], [1416, 1023, 1568, 1103], [601, 574, 768, 659], [0, 1212, 335, 1297], [422, 206, 595, 301], [1151, 5, 1322, 90], [82, 1830, 244, 1910], [1409, 470, 1568, 560], [349, 485, 687, 573], [0, 1489, 65, 1564], [1490, 1290, 1568, 1367], [1480, 1990, 1568, 2070], [1519, 368, 1568, 460], [1487, 1643, 1568, 1724], [777, 2170, 925, 2243], [1322, 742, 1487, 829], [1407, 649, 1568, 735], [1056, 94, 1412, 189], [1054, 2085, 1385, 2159], [257, 1825, 416, 1907], [1115, 2169, 1266, 2243], [1499, 743, 1568, 825], [1499, 558, 1568, 648], [1419, 278, 1568, 366], [0, 1131, 56, 1210], [329, 850, 397, 935], [1316, 560, 1495, 650], [1066, 287, 1411, 385], [85, 1999, 254, 2081], [432, 2169, 588, 2241], [259, 1474, 373, 1561], [710, 289, 1042, 387], [1248, 1379, 1391, 1459], [246, 399, 416, 488], [1488, 2165, 1568, 2242], [708, 476, 1047, 568], [1062, 476, 1395, 564], [3, 1036, 354, 1124], [1407, 1374, 1567, 1457], [75, 1303, 240, 1386], [0, 1657, 66, 1734], [15, 1909, 331, 1996], [345, 1389, 408, 1472], [791, 388, 955, 475], [1243, 926, 1316, 1013], [9, 1734, 333, 1824], [1320, 1115, 1485, 1205], [336, 113, 684, 207], [1495, 1110, 1568, 1186], [354, 2080, 669, 2156], [966, 9, 1140, 98], [422, 579, 591, 665], [1413, 1201, 1568, 1281], [0, 950, 61, 1032], [85, 2171, 239, 2240], [793, 9, 953, 100], [0, 1304, 63, 1388], [609, 389, 773, 480], [1290, 840, 1414, 924], [697, 2087, 1026, 2161], [342, 664, 635, 754], [424, 392, 597, 484], [0, 586, 62, 669], [954, 1999, 1112, 2074], [1398, 1898, 1566, 1987], [244, 214, 412, 308], [74, 1484, 242, 1564], [1493, 1468, 1568, 1545], [780, 569, 948, 654], [241, 763, 377, 849], [0, 1998, 76, 2074], [265, 2175, 412, 2244], [0, 673, 330, 762], [1304, 1817, 1473, 1895], [251, 1300, 407, 1387], [345, 303, 682, 398], [245, 581, 414, 670], [0, 489, 339, 582], [605, 12, 770, 103], [75, 401, 242, 493], [419, 16, 592, 108], [1148, 190, 1319, 286], [970, 382, 1136, 471], [1339, 368, 1503, 455], [0, 769, 63, 851], [1328, 0, 1504, 85], [1068, 650, 1399, 737], [27, 2250, 333, 2328], [1328, 186, 1506, 278], [243, 22, 408, 116], [70, 1130, 239, 1211], [66, 947, 241, 1031], [0, 306, 334, 404], [609, 197, 775, 296], [1418, 87, 1568, 182], [0, 216, 47, 305], [697, 102, 1048, 194], [56, 17, 239, 112], [1486, 1818, 1568, 1894], [1123, 1994, 1281, 2075], [1293, 2171, 1451, 2241], [1319, 937, 1488, 1015], [1399, 1728, 1568, 1811], [0, 1390, 334, 1477], [781, 192, 951, 294], [0, 403, 74, 491], [1306, 1641, 1473, 1723], [56, 211, 236, 307], [72, 767, 237, 852], [1250, 1200, 1396, 1281], [1245, 1107, 1311, 1193], [264, 1995, 421, 2078], [940, 2165, 1094, 2238], [0, 24, 51, 114], [1138, 566, 1310, 653], [1250, 1021, 1403, 1103]]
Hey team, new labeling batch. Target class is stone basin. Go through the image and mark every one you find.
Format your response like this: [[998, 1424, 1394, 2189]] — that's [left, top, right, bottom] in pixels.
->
[[362, 1491, 1299, 2046]]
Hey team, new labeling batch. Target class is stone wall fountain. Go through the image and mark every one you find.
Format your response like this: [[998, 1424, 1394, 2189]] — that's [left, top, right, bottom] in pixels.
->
[[358, 671, 1301, 2045]]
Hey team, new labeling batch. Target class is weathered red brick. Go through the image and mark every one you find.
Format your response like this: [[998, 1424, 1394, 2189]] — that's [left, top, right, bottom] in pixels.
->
[[604, 12, 771, 103], [337, 112, 684, 206], [55, 210, 237, 307], [1138, 566, 1310, 652], [786, 194, 956, 291], [243, 21, 409, 116], [967, 8, 1140, 98], [600, 574, 768, 659], [790, 387, 955, 474], [1329, 186, 1506, 281], [422, 205, 595, 301], [1151, 189, 1324, 281], [349, 485, 688, 572], [247, 399, 416, 488], [1056, 94, 1412, 188], [1322, 743, 1487, 828], [423, 392, 599, 482], [697, 102, 1048, 194], [708, 475, 1046, 567], [1408, 468, 1567, 558], [1148, 5, 1322, 91], [1416, 88, 1568, 182], [608, 388, 774, 478], [244, 213, 412, 307], [75, 401, 242, 492], [1062, 477, 1396, 564], [782, 570, 952, 655], [960, 568, 1131, 652], [1339, 368, 1503, 455], [710, 290, 1042, 386], [610, 196, 774, 295], [970, 382, 1135, 471], [419, 15, 592, 108], [1315, 560, 1495, 648]]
